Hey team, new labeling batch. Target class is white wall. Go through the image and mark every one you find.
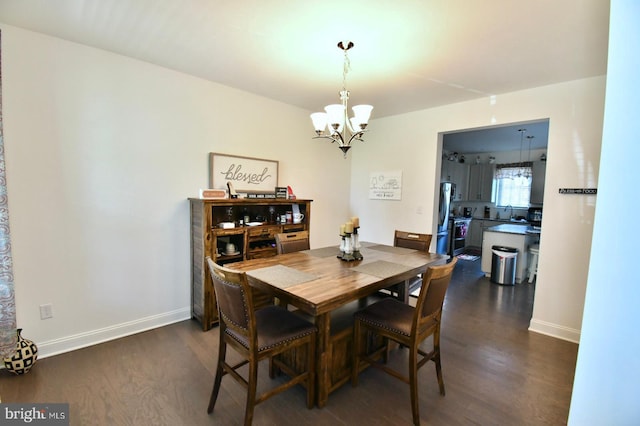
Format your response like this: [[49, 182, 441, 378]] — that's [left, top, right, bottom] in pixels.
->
[[1, 24, 351, 356], [351, 77, 605, 343], [0, 21, 606, 358], [569, 1, 640, 423]]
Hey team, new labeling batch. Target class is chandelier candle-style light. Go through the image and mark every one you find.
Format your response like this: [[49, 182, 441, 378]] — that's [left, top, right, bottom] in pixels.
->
[[310, 41, 373, 158]]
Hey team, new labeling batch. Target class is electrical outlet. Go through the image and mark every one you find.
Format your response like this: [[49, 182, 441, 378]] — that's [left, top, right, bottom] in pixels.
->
[[40, 303, 53, 320], [416, 205, 423, 215]]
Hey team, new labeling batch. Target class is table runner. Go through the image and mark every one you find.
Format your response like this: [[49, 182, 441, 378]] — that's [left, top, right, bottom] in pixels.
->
[[247, 265, 319, 289], [351, 260, 414, 278], [304, 246, 341, 258], [366, 244, 416, 255]]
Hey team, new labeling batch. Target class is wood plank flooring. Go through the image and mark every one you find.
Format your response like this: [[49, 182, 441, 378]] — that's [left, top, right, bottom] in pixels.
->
[[0, 258, 578, 425]]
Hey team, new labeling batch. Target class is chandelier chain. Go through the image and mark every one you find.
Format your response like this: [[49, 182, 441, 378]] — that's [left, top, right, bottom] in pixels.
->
[[342, 49, 351, 93]]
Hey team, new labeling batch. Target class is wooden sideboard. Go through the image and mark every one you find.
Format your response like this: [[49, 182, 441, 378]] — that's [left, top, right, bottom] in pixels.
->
[[189, 198, 312, 330]]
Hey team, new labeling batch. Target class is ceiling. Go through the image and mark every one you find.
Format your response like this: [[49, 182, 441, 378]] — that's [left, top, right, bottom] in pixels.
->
[[0, 1, 609, 151], [443, 120, 549, 154]]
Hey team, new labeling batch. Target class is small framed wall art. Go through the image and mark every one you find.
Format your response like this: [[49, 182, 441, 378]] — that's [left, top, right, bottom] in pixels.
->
[[210, 153, 279, 194], [369, 171, 402, 200]]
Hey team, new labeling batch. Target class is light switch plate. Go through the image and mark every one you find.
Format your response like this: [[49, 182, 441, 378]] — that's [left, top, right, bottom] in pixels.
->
[[40, 303, 53, 320]]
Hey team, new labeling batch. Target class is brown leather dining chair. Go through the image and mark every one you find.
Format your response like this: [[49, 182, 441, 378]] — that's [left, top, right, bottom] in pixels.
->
[[385, 230, 433, 299], [275, 230, 310, 254], [206, 257, 317, 425], [351, 257, 458, 426]]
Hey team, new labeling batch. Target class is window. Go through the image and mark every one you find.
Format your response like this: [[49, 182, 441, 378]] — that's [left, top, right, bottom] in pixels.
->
[[495, 163, 532, 207]]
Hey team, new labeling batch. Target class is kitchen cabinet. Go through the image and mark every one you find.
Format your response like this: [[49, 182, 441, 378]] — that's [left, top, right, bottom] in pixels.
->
[[442, 160, 469, 201], [189, 198, 312, 330], [468, 219, 509, 251], [467, 219, 505, 248], [467, 219, 484, 249], [530, 160, 546, 204], [468, 164, 495, 202]]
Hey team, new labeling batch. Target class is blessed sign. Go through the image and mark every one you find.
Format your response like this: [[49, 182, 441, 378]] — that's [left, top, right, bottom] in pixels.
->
[[210, 153, 279, 194]]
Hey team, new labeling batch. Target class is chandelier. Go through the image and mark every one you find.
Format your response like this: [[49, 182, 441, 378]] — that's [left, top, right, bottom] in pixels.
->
[[310, 41, 373, 158]]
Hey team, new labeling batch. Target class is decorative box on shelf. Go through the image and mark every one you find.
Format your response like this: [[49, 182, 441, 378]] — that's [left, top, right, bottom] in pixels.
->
[[275, 187, 288, 199], [247, 193, 276, 199], [199, 188, 227, 199]]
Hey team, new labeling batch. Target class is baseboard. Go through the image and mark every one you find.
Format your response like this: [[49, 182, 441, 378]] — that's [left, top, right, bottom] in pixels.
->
[[34, 308, 192, 359], [528, 317, 581, 344]]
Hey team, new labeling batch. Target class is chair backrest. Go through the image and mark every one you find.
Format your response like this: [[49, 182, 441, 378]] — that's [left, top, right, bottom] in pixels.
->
[[414, 257, 458, 332], [275, 231, 310, 254], [394, 230, 432, 252], [206, 257, 256, 342]]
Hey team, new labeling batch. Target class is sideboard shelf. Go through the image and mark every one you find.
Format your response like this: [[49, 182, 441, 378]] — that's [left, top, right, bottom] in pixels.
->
[[189, 198, 312, 330]]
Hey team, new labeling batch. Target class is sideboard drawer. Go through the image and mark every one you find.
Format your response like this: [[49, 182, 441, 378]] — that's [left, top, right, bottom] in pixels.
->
[[247, 225, 281, 240]]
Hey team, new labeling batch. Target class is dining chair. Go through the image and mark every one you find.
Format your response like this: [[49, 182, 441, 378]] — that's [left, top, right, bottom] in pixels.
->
[[384, 230, 433, 299], [351, 257, 458, 426], [206, 257, 317, 425], [275, 230, 310, 254]]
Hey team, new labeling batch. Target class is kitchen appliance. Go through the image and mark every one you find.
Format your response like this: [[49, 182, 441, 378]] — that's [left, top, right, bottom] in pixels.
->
[[449, 217, 472, 256], [436, 182, 454, 254], [527, 207, 543, 227], [463, 207, 472, 217]]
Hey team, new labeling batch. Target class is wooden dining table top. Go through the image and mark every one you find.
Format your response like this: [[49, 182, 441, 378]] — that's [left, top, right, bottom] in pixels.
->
[[227, 242, 449, 316]]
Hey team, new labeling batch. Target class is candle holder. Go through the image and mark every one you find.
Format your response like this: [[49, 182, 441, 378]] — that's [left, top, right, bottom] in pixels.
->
[[338, 232, 356, 261], [352, 227, 363, 260]]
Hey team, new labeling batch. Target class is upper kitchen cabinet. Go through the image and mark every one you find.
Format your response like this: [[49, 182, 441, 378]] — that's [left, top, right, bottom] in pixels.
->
[[530, 160, 546, 204], [468, 164, 495, 202], [442, 160, 469, 201]]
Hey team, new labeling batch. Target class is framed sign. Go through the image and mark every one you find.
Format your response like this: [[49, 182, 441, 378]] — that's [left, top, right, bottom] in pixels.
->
[[369, 171, 402, 200], [209, 153, 278, 193]]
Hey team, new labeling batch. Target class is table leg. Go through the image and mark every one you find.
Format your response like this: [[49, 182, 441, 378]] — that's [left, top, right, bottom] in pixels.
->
[[315, 313, 331, 408], [397, 278, 410, 303]]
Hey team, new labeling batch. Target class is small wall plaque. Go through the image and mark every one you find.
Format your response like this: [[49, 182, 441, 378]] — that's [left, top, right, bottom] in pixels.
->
[[558, 188, 597, 194], [275, 187, 288, 199]]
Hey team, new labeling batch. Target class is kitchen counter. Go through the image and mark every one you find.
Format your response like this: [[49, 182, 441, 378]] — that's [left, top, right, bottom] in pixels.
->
[[481, 224, 540, 283], [486, 223, 530, 235]]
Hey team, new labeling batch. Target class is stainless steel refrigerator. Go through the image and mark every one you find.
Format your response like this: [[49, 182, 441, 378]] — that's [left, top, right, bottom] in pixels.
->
[[436, 182, 453, 254]]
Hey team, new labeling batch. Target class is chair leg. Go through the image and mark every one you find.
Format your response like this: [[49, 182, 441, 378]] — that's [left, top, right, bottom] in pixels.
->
[[409, 344, 420, 426], [244, 355, 259, 426], [434, 328, 445, 396], [383, 337, 391, 364], [434, 352, 445, 396], [269, 356, 280, 378], [351, 320, 362, 387], [208, 339, 227, 414]]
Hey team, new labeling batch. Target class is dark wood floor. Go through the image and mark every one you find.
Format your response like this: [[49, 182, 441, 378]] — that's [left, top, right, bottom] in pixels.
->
[[0, 258, 578, 425]]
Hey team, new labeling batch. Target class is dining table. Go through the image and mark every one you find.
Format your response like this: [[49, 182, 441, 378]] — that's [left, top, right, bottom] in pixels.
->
[[227, 241, 449, 407]]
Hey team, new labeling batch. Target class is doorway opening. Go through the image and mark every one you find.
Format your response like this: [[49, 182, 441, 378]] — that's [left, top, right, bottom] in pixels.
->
[[436, 119, 549, 285]]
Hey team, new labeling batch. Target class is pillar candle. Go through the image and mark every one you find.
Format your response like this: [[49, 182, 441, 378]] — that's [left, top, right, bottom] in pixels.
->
[[340, 224, 346, 236], [351, 216, 359, 228], [345, 221, 354, 233]]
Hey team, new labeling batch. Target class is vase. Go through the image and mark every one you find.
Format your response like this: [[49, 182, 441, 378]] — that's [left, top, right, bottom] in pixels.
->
[[3, 328, 38, 375]]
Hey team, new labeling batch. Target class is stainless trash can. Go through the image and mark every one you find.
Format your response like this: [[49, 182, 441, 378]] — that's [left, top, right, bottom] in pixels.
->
[[491, 246, 518, 285]]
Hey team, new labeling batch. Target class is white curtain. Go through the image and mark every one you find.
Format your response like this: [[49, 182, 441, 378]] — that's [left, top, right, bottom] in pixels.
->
[[0, 30, 17, 358], [494, 161, 533, 179]]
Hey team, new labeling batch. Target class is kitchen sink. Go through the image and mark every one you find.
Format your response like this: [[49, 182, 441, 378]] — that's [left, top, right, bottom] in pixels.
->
[[510, 218, 529, 223]]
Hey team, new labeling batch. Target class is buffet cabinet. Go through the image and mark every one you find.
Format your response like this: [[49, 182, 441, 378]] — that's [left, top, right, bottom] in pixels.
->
[[189, 198, 312, 331]]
